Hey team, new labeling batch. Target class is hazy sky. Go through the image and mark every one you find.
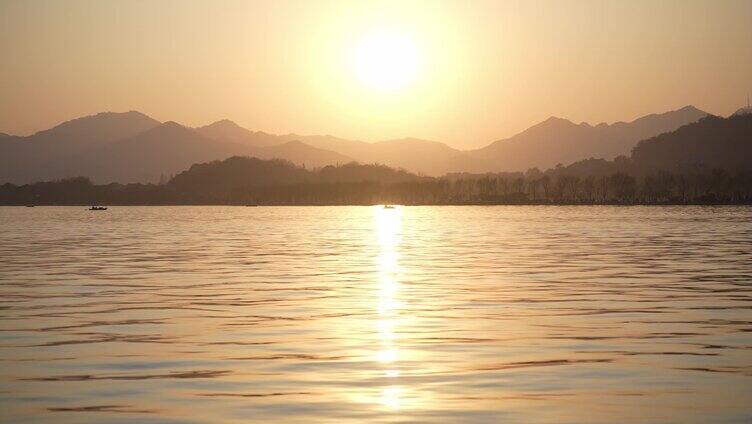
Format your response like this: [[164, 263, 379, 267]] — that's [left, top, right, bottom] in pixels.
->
[[1, 0, 751, 148]]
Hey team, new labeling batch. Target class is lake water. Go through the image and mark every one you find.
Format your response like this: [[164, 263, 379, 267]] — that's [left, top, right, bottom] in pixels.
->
[[1, 206, 751, 423]]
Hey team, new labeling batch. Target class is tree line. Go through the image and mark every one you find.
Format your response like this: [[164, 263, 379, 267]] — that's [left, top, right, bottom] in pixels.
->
[[1, 165, 751, 206]]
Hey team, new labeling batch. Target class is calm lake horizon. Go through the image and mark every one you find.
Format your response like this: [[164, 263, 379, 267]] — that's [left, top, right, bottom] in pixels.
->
[[1, 205, 751, 423]]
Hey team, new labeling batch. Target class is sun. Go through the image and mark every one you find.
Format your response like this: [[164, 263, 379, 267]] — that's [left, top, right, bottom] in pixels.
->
[[354, 31, 418, 91]]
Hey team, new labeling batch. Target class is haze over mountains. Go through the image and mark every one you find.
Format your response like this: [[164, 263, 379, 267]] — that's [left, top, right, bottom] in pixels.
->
[[0, 115, 353, 184], [2, 113, 751, 207], [4, 113, 751, 207], [470, 106, 708, 171], [0, 106, 711, 184]]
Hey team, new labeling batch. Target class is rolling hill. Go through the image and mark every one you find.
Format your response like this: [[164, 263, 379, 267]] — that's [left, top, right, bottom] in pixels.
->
[[631, 114, 752, 173], [469, 106, 708, 172], [0, 111, 161, 183], [73, 122, 355, 183]]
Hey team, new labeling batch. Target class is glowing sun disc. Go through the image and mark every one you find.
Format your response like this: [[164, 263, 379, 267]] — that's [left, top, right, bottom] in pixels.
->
[[354, 32, 418, 91]]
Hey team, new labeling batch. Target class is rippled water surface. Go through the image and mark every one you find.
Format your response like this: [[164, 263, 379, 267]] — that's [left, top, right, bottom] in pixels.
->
[[1, 206, 751, 423]]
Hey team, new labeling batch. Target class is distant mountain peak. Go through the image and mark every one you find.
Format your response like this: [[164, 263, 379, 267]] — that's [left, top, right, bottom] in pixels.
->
[[628, 106, 708, 128], [524, 116, 577, 133], [117, 110, 155, 119], [733, 106, 752, 116], [35, 110, 160, 136], [138, 121, 196, 138], [203, 119, 241, 129], [89, 110, 143, 118], [158, 120, 186, 129], [542, 116, 571, 124], [678, 105, 702, 113], [473, 106, 712, 172], [193, 119, 280, 147]]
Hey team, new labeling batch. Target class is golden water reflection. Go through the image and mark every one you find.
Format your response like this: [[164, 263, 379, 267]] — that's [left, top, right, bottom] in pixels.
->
[[4, 206, 751, 423], [374, 205, 405, 411]]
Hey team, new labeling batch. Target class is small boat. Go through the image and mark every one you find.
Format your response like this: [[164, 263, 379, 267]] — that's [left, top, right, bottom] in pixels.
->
[[25, 205, 35, 208], [383, 205, 395, 209], [89, 206, 108, 211]]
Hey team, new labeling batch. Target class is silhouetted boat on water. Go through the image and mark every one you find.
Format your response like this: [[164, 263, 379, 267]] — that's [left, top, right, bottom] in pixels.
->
[[25, 205, 35, 208], [383, 205, 395, 209], [89, 206, 108, 211]]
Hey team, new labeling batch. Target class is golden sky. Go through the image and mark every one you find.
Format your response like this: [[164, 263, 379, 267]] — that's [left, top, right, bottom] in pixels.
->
[[1, 0, 750, 148]]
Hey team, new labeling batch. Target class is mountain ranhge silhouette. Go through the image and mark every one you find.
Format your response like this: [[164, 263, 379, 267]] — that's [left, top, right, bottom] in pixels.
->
[[469, 106, 708, 171], [2, 114, 750, 206], [0, 106, 711, 184], [0, 114, 354, 183]]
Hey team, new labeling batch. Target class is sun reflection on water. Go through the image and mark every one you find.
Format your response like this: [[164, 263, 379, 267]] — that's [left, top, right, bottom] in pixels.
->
[[374, 205, 405, 410]]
